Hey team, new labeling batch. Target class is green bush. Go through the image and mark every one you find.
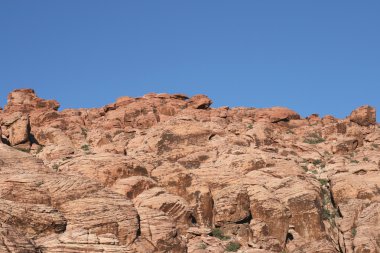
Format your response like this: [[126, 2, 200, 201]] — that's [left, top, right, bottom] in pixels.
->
[[81, 144, 90, 152], [81, 127, 88, 138], [211, 228, 230, 241], [52, 164, 59, 171], [351, 227, 357, 237], [225, 241, 241, 252], [322, 208, 331, 220], [15, 147, 30, 153], [319, 179, 328, 186], [303, 133, 325, 144]]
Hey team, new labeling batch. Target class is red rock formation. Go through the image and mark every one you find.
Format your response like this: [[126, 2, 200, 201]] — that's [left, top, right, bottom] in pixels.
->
[[348, 105, 376, 126], [0, 89, 379, 253]]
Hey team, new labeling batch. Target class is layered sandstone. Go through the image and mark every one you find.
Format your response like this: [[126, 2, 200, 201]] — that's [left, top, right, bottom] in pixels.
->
[[0, 88, 379, 253]]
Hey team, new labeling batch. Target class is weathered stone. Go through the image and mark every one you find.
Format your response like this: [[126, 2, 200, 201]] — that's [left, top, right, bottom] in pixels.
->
[[0, 89, 378, 252], [349, 105, 376, 126]]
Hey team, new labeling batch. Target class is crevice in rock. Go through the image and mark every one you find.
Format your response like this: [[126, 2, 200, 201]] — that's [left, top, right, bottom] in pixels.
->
[[320, 180, 345, 253], [1, 137, 10, 146], [272, 118, 290, 123], [235, 212, 252, 225], [136, 214, 141, 238], [336, 206, 343, 218], [29, 133, 40, 146], [329, 190, 339, 215], [190, 214, 197, 225], [286, 232, 294, 242], [208, 134, 216, 141], [337, 239, 344, 253]]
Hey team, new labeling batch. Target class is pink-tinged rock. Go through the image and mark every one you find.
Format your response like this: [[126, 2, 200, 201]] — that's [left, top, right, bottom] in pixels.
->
[[0, 222, 38, 252], [254, 107, 301, 123], [187, 95, 212, 109], [322, 115, 338, 125], [213, 185, 250, 226], [1, 89, 380, 252], [0, 112, 31, 146], [5, 89, 60, 112], [349, 105, 376, 126], [58, 153, 149, 187], [111, 176, 157, 199]]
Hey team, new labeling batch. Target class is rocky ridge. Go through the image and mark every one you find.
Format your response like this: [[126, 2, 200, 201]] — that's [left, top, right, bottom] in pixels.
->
[[0, 88, 379, 253]]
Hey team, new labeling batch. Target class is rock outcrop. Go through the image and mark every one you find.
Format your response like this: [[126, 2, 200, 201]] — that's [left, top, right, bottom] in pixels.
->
[[0, 89, 378, 253]]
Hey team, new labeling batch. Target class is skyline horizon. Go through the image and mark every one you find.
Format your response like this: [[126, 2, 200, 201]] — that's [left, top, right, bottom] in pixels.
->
[[0, 86, 377, 121]]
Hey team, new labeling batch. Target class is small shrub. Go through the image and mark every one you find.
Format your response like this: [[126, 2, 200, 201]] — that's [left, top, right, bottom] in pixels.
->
[[247, 124, 253, 129], [322, 195, 330, 206], [225, 241, 241, 252], [52, 164, 59, 171], [301, 165, 308, 172], [81, 127, 88, 138], [351, 227, 357, 237], [15, 147, 30, 153], [319, 179, 328, 186], [36, 146, 43, 154], [35, 180, 44, 187], [211, 228, 230, 241], [322, 208, 331, 220], [198, 243, 207, 249], [104, 133, 113, 141], [303, 133, 325, 144], [350, 159, 359, 164], [311, 170, 318, 174], [363, 157, 370, 162], [81, 144, 90, 152], [312, 159, 325, 167]]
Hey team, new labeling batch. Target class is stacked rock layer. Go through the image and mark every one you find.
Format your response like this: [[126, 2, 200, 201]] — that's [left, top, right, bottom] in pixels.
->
[[0, 89, 379, 253]]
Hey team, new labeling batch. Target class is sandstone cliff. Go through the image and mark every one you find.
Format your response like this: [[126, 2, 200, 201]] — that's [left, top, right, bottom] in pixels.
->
[[0, 89, 379, 253]]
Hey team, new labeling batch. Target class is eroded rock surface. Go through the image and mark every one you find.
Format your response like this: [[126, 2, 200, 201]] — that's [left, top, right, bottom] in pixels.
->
[[0, 89, 379, 252]]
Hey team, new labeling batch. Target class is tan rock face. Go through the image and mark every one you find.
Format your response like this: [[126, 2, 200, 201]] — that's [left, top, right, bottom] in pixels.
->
[[0, 89, 379, 252], [5, 89, 60, 112], [0, 112, 31, 146], [349, 105, 376, 126], [0, 222, 38, 253]]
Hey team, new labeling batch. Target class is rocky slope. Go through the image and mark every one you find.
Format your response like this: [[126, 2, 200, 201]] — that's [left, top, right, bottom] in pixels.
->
[[0, 88, 379, 253]]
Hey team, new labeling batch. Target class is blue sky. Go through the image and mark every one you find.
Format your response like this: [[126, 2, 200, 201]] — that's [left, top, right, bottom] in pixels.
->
[[0, 1, 379, 119]]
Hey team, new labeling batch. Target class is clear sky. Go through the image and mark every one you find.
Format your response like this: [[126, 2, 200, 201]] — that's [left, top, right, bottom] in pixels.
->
[[0, 1, 379, 119]]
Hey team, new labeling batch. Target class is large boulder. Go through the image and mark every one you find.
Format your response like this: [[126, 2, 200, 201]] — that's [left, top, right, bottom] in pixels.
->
[[5, 89, 60, 112], [254, 107, 301, 123], [349, 105, 376, 126]]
